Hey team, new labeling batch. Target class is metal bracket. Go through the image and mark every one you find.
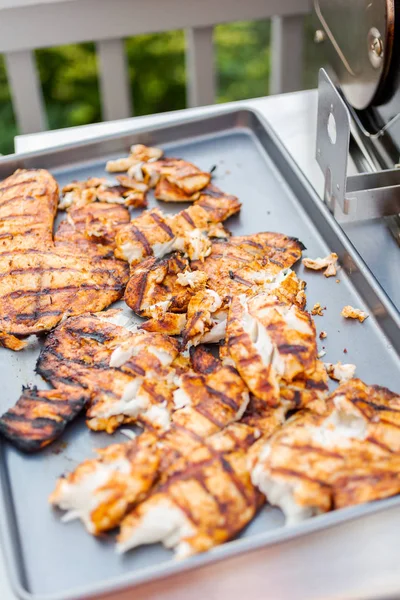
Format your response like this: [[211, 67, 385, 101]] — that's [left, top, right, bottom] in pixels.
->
[[316, 68, 400, 222]]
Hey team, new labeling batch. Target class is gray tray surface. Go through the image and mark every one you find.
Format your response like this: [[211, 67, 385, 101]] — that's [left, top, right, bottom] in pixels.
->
[[0, 109, 399, 600]]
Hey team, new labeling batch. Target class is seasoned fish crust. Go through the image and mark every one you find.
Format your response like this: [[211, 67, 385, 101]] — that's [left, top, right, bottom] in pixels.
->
[[0, 386, 88, 452], [0, 170, 129, 338]]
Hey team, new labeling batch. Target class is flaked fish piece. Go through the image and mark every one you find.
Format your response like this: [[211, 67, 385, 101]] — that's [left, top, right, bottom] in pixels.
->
[[154, 177, 200, 202], [117, 422, 262, 557], [0, 332, 30, 351], [85, 330, 180, 433], [0, 170, 129, 339], [106, 144, 163, 173], [0, 386, 89, 452], [182, 289, 223, 347], [49, 348, 251, 534], [124, 254, 198, 317], [141, 312, 187, 336], [279, 359, 329, 412], [115, 186, 241, 266], [225, 293, 317, 406], [341, 305, 368, 323], [49, 431, 160, 534], [250, 379, 400, 524], [60, 176, 147, 210], [141, 158, 211, 194], [302, 252, 338, 277]]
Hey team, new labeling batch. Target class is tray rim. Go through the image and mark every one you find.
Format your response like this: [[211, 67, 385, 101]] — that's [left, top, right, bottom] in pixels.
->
[[0, 105, 399, 600]]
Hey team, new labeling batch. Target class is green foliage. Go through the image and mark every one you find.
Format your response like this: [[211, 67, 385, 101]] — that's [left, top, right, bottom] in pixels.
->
[[0, 17, 318, 155]]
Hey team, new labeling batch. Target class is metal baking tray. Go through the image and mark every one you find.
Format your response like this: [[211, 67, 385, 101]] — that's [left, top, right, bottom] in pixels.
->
[[0, 108, 399, 600]]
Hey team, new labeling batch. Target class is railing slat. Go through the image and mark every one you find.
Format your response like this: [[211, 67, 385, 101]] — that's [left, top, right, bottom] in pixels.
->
[[96, 38, 132, 121], [270, 14, 305, 95], [186, 26, 215, 108], [4, 49, 47, 134]]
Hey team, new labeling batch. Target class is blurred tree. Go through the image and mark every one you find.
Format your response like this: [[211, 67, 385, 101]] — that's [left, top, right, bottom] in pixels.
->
[[0, 17, 318, 155]]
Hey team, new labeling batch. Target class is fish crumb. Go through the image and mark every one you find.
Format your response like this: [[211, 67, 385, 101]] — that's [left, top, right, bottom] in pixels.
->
[[341, 305, 368, 323], [311, 302, 324, 316], [319, 331, 327, 339]]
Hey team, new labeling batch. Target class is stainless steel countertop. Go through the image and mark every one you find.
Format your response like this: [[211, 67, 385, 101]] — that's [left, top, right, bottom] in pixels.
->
[[2, 90, 399, 600]]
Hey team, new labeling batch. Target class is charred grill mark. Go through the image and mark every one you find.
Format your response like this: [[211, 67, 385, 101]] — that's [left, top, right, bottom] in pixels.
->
[[306, 379, 328, 391], [194, 404, 224, 428], [377, 417, 400, 430], [15, 310, 63, 321], [227, 333, 248, 347], [288, 236, 306, 251], [220, 456, 253, 503], [0, 213, 40, 222], [125, 363, 146, 377], [228, 273, 253, 287], [366, 436, 394, 453], [201, 187, 223, 199], [241, 240, 263, 249], [39, 346, 110, 371], [278, 344, 309, 355], [292, 390, 301, 407], [6, 282, 124, 300], [204, 385, 240, 411], [0, 178, 37, 192], [0, 265, 120, 280], [131, 225, 152, 256], [0, 194, 36, 211], [352, 397, 400, 414], [268, 258, 284, 267], [181, 211, 196, 228], [270, 467, 331, 488], [128, 271, 148, 313], [282, 443, 343, 459], [150, 212, 174, 238], [77, 331, 108, 344]]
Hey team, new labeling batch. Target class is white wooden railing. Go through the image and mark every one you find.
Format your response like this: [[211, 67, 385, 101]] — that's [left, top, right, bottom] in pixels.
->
[[0, 0, 312, 135]]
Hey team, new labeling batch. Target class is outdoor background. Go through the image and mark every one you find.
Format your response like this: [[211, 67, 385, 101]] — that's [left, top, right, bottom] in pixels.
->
[[0, 16, 319, 155]]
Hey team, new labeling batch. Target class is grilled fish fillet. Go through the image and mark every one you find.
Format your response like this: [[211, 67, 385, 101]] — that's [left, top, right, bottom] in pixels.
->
[[225, 292, 317, 406], [0, 385, 88, 452], [251, 379, 400, 523], [49, 347, 251, 534], [0, 170, 129, 339], [115, 186, 241, 266]]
